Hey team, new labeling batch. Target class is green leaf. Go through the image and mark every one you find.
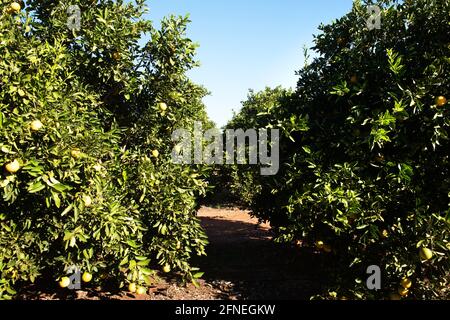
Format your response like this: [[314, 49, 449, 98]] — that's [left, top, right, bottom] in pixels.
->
[[302, 146, 311, 154], [27, 181, 46, 193], [126, 240, 139, 248], [6, 287, 16, 295], [135, 256, 148, 261], [63, 231, 73, 241], [52, 192, 61, 208], [61, 204, 74, 217], [137, 259, 150, 266], [51, 183, 71, 193], [140, 267, 153, 275], [119, 256, 129, 266]]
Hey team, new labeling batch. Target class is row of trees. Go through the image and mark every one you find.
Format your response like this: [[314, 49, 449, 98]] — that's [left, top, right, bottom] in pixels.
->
[[227, 0, 449, 299], [0, 0, 212, 298]]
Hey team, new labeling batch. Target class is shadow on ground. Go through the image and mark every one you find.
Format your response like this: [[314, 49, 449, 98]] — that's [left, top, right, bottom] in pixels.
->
[[16, 206, 335, 300], [193, 216, 333, 300]]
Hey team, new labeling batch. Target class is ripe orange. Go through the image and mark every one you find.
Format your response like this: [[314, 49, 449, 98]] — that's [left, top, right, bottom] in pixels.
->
[[5, 160, 21, 173], [398, 286, 409, 297], [419, 247, 433, 261], [136, 286, 147, 295], [435, 96, 447, 107], [400, 278, 412, 289], [159, 102, 168, 112], [315, 241, 324, 250], [163, 264, 171, 273], [82, 272, 92, 283], [128, 283, 137, 293], [10, 2, 21, 14], [83, 195, 92, 207], [30, 120, 43, 131], [152, 149, 159, 158], [59, 276, 71, 288]]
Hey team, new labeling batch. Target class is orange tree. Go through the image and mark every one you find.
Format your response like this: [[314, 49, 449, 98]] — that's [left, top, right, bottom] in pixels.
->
[[227, 0, 449, 299], [0, 0, 210, 299], [225, 87, 298, 206]]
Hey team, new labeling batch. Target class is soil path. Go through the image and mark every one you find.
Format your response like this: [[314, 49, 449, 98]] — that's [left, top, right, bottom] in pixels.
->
[[190, 206, 327, 300]]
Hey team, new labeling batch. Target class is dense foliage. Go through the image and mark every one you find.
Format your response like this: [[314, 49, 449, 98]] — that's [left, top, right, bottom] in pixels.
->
[[227, 0, 449, 299], [0, 0, 211, 299]]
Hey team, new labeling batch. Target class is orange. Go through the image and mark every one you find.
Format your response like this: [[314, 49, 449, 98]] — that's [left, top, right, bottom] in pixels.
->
[[5, 160, 21, 173], [128, 283, 137, 293], [435, 96, 447, 107], [159, 102, 168, 112], [315, 241, 324, 250], [419, 247, 433, 261], [59, 276, 71, 288], [82, 272, 92, 283], [400, 278, 412, 289], [30, 120, 43, 131], [136, 286, 147, 295], [10, 2, 21, 13], [398, 286, 409, 297], [83, 195, 92, 207]]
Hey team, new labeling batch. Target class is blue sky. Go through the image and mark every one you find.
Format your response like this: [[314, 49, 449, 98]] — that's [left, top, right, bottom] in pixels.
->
[[146, 0, 353, 127]]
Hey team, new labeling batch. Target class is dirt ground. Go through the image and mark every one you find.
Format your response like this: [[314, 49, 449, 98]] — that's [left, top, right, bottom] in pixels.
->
[[18, 206, 329, 300], [192, 206, 328, 300]]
